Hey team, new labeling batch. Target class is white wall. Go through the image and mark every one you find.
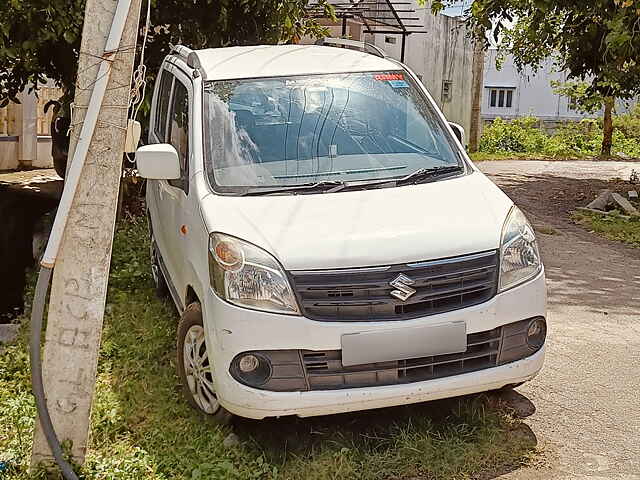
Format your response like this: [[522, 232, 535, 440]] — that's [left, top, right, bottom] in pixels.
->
[[0, 140, 19, 171], [35, 138, 54, 168]]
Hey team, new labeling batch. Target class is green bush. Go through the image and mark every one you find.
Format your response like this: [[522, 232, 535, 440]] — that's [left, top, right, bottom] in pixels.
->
[[614, 105, 640, 142], [479, 117, 550, 154], [479, 110, 640, 158]]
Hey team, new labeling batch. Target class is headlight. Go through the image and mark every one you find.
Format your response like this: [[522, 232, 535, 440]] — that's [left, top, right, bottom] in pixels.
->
[[499, 206, 542, 292], [208, 233, 300, 315]]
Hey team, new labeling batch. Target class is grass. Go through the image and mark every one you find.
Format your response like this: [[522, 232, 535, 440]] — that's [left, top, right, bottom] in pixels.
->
[[1, 217, 539, 479], [573, 210, 640, 248]]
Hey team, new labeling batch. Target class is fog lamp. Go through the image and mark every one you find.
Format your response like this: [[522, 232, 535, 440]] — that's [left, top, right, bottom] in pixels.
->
[[232, 353, 272, 387], [526, 318, 547, 350], [238, 354, 260, 373]]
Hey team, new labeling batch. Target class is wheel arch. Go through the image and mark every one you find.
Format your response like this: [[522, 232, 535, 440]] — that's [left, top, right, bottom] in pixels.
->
[[185, 285, 200, 308]]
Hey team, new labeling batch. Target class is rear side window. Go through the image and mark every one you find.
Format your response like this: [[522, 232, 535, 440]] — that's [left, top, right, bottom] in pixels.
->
[[168, 80, 189, 192], [154, 71, 174, 142]]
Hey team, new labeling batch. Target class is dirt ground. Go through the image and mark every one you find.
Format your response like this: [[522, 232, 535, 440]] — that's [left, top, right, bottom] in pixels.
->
[[478, 161, 640, 480]]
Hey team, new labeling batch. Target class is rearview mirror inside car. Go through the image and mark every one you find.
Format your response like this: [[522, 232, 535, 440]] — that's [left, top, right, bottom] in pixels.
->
[[136, 144, 181, 180]]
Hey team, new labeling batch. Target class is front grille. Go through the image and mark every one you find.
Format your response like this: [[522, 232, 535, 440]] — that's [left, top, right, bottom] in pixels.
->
[[290, 251, 499, 322], [300, 327, 501, 390]]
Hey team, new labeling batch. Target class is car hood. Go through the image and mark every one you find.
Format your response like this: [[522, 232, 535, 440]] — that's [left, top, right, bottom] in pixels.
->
[[199, 171, 513, 270]]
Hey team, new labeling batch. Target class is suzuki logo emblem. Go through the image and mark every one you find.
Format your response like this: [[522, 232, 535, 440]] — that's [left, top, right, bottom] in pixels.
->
[[390, 274, 417, 302]]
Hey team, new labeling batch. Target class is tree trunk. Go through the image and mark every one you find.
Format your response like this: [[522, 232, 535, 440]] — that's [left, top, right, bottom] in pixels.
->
[[469, 34, 485, 153], [601, 96, 614, 157]]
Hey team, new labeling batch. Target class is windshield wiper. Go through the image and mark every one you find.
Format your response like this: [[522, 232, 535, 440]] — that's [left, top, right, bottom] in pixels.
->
[[396, 165, 464, 186], [326, 165, 465, 194], [240, 180, 346, 196], [240, 166, 463, 196]]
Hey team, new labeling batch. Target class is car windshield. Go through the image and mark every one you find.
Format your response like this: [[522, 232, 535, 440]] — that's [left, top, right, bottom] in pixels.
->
[[204, 71, 463, 193]]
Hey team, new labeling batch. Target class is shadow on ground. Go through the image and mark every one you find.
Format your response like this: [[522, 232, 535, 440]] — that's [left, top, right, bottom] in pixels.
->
[[0, 182, 59, 321]]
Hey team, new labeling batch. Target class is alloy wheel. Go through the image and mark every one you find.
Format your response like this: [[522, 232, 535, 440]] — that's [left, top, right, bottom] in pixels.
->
[[183, 325, 220, 414]]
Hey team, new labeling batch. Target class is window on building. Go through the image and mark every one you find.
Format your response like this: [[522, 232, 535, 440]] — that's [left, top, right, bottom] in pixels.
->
[[442, 80, 453, 102], [488, 88, 514, 108], [384, 36, 397, 44]]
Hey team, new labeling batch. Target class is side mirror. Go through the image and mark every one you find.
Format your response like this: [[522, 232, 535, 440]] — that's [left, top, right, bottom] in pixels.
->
[[136, 144, 181, 180], [449, 122, 465, 146]]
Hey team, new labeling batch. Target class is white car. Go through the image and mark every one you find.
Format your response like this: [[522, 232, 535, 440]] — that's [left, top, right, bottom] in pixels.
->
[[137, 40, 547, 423]]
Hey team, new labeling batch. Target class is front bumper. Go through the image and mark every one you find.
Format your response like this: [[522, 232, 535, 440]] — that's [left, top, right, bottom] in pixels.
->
[[220, 347, 544, 419], [202, 270, 546, 419]]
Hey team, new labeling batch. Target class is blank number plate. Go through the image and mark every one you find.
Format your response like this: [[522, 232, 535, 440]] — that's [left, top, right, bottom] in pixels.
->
[[341, 321, 467, 367]]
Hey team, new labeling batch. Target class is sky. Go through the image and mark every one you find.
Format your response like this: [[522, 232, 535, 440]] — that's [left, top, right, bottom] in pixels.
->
[[442, 0, 472, 17]]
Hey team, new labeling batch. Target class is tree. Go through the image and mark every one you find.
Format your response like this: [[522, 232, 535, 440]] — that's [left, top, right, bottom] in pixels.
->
[[0, 0, 84, 107], [431, 0, 640, 157], [0, 0, 334, 107]]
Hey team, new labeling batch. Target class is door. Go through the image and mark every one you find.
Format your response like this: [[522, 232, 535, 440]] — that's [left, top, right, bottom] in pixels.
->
[[162, 69, 192, 299], [148, 68, 174, 275], [148, 66, 192, 302]]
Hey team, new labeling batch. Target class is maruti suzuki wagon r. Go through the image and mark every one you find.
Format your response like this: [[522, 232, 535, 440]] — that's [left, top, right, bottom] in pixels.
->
[[136, 40, 547, 423]]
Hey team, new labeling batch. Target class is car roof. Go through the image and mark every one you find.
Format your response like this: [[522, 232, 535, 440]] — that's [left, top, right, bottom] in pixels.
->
[[188, 44, 400, 81]]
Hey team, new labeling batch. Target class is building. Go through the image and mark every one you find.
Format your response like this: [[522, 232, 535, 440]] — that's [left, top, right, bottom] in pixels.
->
[[0, 84, 58, 171], [482, 48, 637, 124]]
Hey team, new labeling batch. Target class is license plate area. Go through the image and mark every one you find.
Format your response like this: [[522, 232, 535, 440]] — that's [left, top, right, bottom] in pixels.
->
[[341, 321, 467, 367]]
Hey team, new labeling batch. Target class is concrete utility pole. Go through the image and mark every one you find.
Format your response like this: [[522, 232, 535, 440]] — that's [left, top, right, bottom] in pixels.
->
[[32, 0, 141, 466], [469, 33, 485, 153]]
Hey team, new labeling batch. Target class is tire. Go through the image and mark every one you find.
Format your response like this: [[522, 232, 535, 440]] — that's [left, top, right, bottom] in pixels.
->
[[51, 116, 70, 180], [176, 303, 233, 425], [150, 239, 169, 299], [148, 213, 169, 299]]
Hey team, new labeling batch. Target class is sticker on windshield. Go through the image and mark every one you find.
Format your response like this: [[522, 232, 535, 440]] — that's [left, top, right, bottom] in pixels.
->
[[388, 80, 409, 88], [374, 73, 409, 89], [374, 73, 404, 81]]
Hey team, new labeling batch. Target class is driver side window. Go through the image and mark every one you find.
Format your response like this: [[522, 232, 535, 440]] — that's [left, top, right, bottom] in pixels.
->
[[154, 70, 173, 143], [167, 80, 190, 192]]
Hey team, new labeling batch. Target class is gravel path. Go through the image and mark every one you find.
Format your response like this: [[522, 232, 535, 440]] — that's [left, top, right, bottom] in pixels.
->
[[478, 161, 640, 480], [479, 160, 639, 181]]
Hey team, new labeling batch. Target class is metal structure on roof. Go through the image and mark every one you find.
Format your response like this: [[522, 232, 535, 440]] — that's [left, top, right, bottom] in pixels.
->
[[307, 1, 427, 62]]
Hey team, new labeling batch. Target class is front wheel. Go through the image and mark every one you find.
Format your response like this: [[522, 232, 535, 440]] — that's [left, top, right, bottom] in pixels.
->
[[176, 303, 233, 425]]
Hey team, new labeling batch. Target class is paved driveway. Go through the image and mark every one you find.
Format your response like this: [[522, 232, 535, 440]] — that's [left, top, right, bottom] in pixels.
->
[[478, 161, 640, 480]]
